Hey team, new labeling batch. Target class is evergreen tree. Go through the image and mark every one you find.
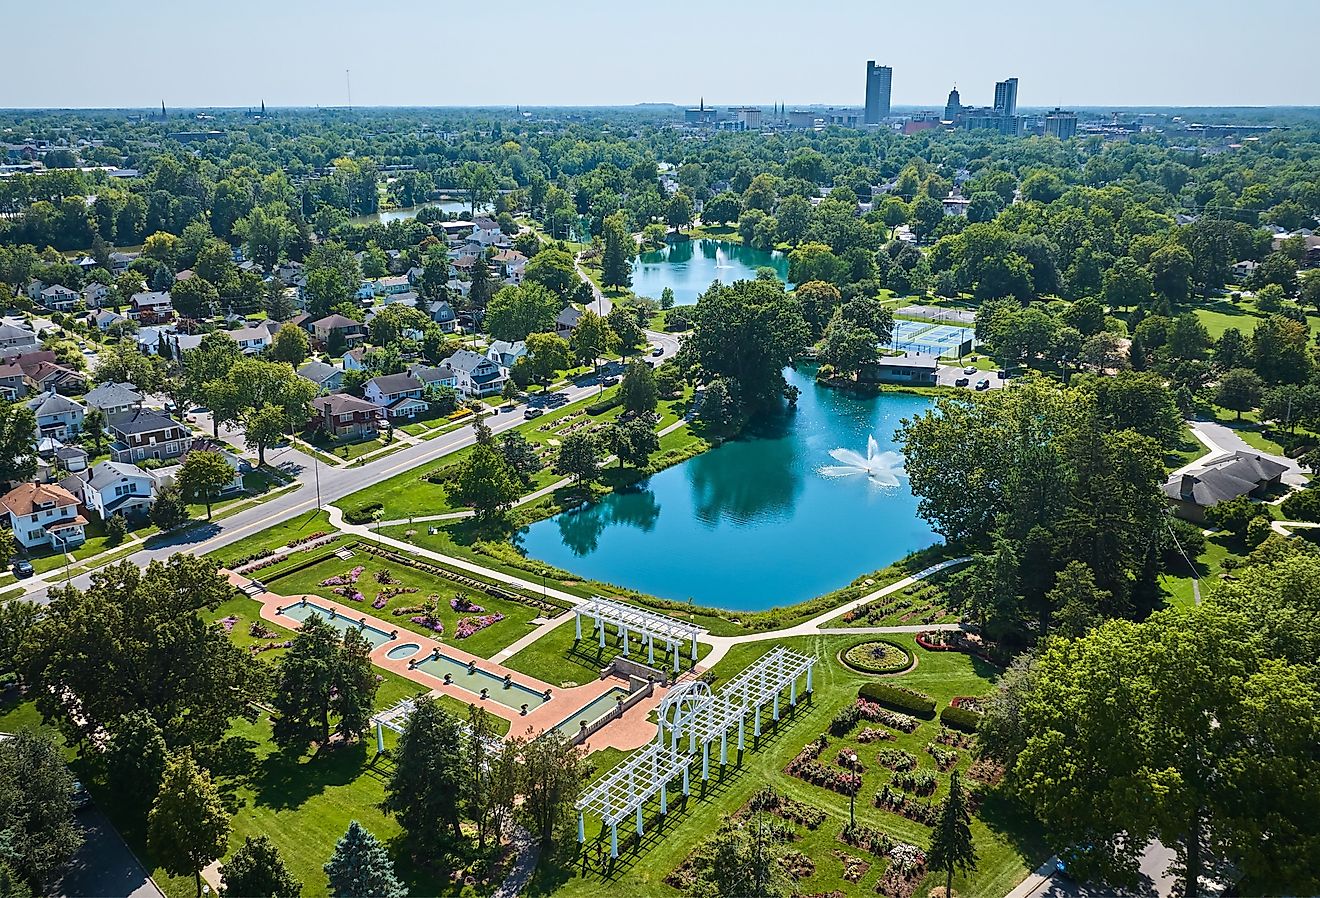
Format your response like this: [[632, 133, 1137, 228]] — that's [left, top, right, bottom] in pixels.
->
[[468, 254, 493, 311], [220, 836, 302, 898], [927, 770, 978, 898], [0, 731, 82, 894], [323, 822, 407, 898], [382, 697, 466, 853], [148, 752, 231, 898]]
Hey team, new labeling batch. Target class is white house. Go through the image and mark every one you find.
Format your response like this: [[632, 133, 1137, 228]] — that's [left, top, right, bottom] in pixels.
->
[[0, 482, 87, 551], [83, 382, 144, 421], [342, 347, 369, 372], [0, 323, 40, 355], [26, 392, 85, 440], [406, 363, 458, 391], [445, 349, 507, 398], [471, 217, 503, 246], [364, 372, 429, 419], [81, 282, 110, 308], [229, 325, 272, 355], [38, 285, 78, 311], [64, 460, 157, 520], [486, 340, 528, 369]]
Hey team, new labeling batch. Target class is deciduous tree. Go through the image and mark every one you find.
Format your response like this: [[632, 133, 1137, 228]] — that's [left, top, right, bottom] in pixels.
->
[[148, 752, 230, 898]]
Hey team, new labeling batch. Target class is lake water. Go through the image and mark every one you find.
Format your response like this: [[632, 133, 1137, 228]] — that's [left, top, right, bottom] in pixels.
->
[[630, 238, 790, 305], [349, 199, 492, 226], [516, 367, 937, 611]]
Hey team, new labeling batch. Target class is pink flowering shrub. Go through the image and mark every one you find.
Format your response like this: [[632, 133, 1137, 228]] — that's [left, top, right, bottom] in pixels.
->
[[410, 615, 444, 635], [454, 613, 504, 639]]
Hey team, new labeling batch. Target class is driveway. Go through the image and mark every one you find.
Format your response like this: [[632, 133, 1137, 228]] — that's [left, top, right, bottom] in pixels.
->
[[56, 808, 164, 898], [1187, 419, 1306, 487]]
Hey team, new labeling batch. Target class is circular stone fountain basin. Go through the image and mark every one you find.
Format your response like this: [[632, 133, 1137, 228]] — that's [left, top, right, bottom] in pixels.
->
[[386, 643, 422, 660]]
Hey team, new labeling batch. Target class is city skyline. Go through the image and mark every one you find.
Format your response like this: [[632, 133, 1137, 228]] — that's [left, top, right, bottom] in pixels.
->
[[3, 0, 1318, 109]]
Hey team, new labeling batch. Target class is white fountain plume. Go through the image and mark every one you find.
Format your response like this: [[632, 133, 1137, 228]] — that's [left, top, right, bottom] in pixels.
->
[[820, 435, 906, 487]]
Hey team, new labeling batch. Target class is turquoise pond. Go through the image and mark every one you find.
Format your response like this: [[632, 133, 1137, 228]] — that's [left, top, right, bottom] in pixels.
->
[[516, 367, 938, 611], [630, 238, 790, 305]]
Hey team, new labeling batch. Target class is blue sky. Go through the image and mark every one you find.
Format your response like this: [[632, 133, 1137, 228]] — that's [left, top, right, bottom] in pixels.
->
[[8, 0, 1317, 108]]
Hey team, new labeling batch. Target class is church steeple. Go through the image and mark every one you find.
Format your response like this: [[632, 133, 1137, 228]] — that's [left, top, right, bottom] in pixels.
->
[[699, 96, 704, 113]]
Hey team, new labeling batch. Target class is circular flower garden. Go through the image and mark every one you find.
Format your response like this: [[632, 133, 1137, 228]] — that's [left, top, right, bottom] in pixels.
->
[[839, 640, 914, 675]]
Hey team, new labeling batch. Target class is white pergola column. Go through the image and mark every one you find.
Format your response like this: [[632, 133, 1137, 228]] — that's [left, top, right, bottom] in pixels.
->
[[806, 663, 813, 692], [737, 713, 745, 750], [773, 691, 780, 721], [659, 782, 668, 814], [719, 730, 727, 765], [671, 642, 679, 674], [647, 635, 655, 666], [790, 677, 797, 706], [577, 813, 585, 843], [701, 742, 709, 780], [754, 705, 762, 737], [635, 804, 644, 836], [682, 766, 690, 795], [598, 619, 606, 649], [574, 611, 582, 640], [621, 625, 629, 656], [691, 632, 698, 661], [610, 823, 618, 858], [375, 722, 384, 754]]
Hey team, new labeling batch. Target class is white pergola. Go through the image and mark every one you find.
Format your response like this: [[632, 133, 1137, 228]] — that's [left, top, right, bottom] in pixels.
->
[[573, 596, 705, 673], [574, 648, 817, 857], [574, 740, 691, 857], [370, 697, 502, 756]]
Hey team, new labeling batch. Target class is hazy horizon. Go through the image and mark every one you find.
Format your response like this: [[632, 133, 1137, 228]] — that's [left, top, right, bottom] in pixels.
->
[[7, 0, 1319, 109]]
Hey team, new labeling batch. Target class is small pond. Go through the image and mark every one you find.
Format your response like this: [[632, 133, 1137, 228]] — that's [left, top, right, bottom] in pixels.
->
[[630, 238, 790, 305]]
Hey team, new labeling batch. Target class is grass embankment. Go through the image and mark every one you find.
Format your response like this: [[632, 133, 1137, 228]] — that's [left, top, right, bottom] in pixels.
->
[[535, 633, 1044, 898]]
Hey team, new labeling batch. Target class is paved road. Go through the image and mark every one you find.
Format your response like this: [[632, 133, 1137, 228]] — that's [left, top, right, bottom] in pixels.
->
[[1187, 419, 1306, 487], [56, 808, 164, 898]]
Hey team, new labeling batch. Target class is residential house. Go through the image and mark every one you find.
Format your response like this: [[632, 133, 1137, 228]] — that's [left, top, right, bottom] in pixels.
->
[[21, 359, 87, 395], [486, 340, 527, 369], [108, 252, 136, 274], [81, 282, 110, 308], [424, 300, 457, 332], [64, 460, 156, 521], [446, 278, 471, 302], [372, 275, 412, 296], [38, 285, 78, 311], [0, 482, 87, 550], [108, 409, 193, 463], [406, 363, 458, 391], [860, 353, 940, 386], [162, 330, 204, 356], [151, 440, 244, 497], [128, 291, 174, 324], [555, 305, 584, 339], [310, 393, 383, 439], [491, 249, 528, 284], [438, 221, 474, 242], [0, 363, 26, 400], [471, 217, 503, 246], [445, 349, 507, 398], [311, 314, 366, 349], [50, 445, 89, 478], [363, 372, 429, 419], [229, 325, 272, 355], [0, 323, 39, 355], [87, 309, 128, 332], [136, 326, 168, 355], [341, 346, 369, 372], [83, 382, 144, 421], [24, 279, 48, 302], [1163, 451, 1290, 522], [296, 359, 344, 394], [26, 392, 85, 440]]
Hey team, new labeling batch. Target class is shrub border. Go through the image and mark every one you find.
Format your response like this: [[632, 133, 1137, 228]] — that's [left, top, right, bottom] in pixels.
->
[[837, 639, 915, 676]]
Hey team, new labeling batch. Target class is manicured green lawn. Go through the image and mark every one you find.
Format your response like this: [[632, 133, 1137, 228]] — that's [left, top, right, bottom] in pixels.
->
[[502, 616, 711, 688], [265, 554, 545, 660], [207, 510, 335, 567], [826, 567, 960, 628], [534, 633, 1044, 898]]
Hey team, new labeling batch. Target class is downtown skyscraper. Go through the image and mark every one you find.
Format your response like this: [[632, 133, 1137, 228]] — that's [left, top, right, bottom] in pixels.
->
[[864, 61, 892, 124]]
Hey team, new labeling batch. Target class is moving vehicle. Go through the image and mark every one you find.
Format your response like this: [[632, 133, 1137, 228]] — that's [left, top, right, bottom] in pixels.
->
[[997, 369, 1009, 379], [602, 376, 619, 386], [523, 407, 544, 419], [651, 346, 664, 357], [12, 560, 33, 578], [975, 378, 990, 390]]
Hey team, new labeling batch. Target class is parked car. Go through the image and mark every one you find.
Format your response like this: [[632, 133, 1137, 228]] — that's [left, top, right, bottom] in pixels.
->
[[963, 365, 977, 375], [71, 780, 91, 811], [955, 377, 970, 387], [523, 407, 544, 419], [602, 376, 619, 386], [975, 378, 990, 390], [651, 346, 664, 357], [12, 560, 33, 578]]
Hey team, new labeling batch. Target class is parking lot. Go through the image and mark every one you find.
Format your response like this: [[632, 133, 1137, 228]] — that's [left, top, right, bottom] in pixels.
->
[[935, 363, 1009, 391]]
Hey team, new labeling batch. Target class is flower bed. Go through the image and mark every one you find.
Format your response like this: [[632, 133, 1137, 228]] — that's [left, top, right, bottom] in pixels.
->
[[450, 594, 486, 614], [857, 682, 936, 718], [967, 757, 1006, 786], [875, 748, 918, 772], [840, 639, 913, 674], [409, 615, 444, 635], [935, 726, 974, 749], [250, 640, 293, 655], [836, 749, 865, 773], [786, 736, 862, 796], [874, 785, 937, 826], [926, 743, 959, 771], [839, 823, 894, 857], [355, 542, 568, 617], [858, 699, 918, 733], [232, 532, 339, 574], [889, 768, 937, 796], [744, 787, 826, 830], [218, 616, 238, 633], [878, 843, 927, 898], [857, 726, 894, 743], [831, 850, 871, 883], [320, 566, 365, 587], [455, 613, 504, 639], [331, 586, 365, 602]]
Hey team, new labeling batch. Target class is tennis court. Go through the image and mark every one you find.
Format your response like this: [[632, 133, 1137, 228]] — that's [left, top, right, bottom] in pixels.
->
[[889, 321, 973, 356]]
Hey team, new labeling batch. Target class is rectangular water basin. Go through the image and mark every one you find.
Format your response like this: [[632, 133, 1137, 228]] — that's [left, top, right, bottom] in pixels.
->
[[550, 686, 630, 736], [413, 652, 549, 711], [278, 601, 395, 649]]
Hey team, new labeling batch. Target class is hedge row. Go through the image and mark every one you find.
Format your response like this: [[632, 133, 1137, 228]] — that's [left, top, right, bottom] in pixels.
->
[[585, 394, 621, 416], [344, 502, 383, 525], [857, 682, 936, 718], [940, 705, 983, 733]]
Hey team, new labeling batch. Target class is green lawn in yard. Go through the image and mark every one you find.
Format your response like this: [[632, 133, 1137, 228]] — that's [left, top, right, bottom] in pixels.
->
[[1158, 532, 1237, 610], [534, 633, 1043, 898], [502, 616, 711, 688], [1165, 424, 1208, 471], [826, 567, 961, 628], [264, 554, 545, 660]]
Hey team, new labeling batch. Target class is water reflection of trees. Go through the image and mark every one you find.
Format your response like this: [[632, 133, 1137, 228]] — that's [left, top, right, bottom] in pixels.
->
[[554, 488, 662, 557], [687, 412, 804, 527]]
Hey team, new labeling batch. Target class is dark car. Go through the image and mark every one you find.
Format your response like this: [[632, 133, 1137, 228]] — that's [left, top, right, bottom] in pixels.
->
[[523, 407, 544, 419], [71, 780, 91, 811], [954, 377, 970, 387], [651, 346, 664, 357], [12, 560, 34, 579], [997, 369, 1009, 379], [975, 378, 991, 391]]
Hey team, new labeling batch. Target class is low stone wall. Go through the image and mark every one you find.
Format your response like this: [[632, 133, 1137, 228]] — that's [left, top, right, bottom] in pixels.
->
[[572, 679, 655, 745], [601, 656, 668, 686]]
